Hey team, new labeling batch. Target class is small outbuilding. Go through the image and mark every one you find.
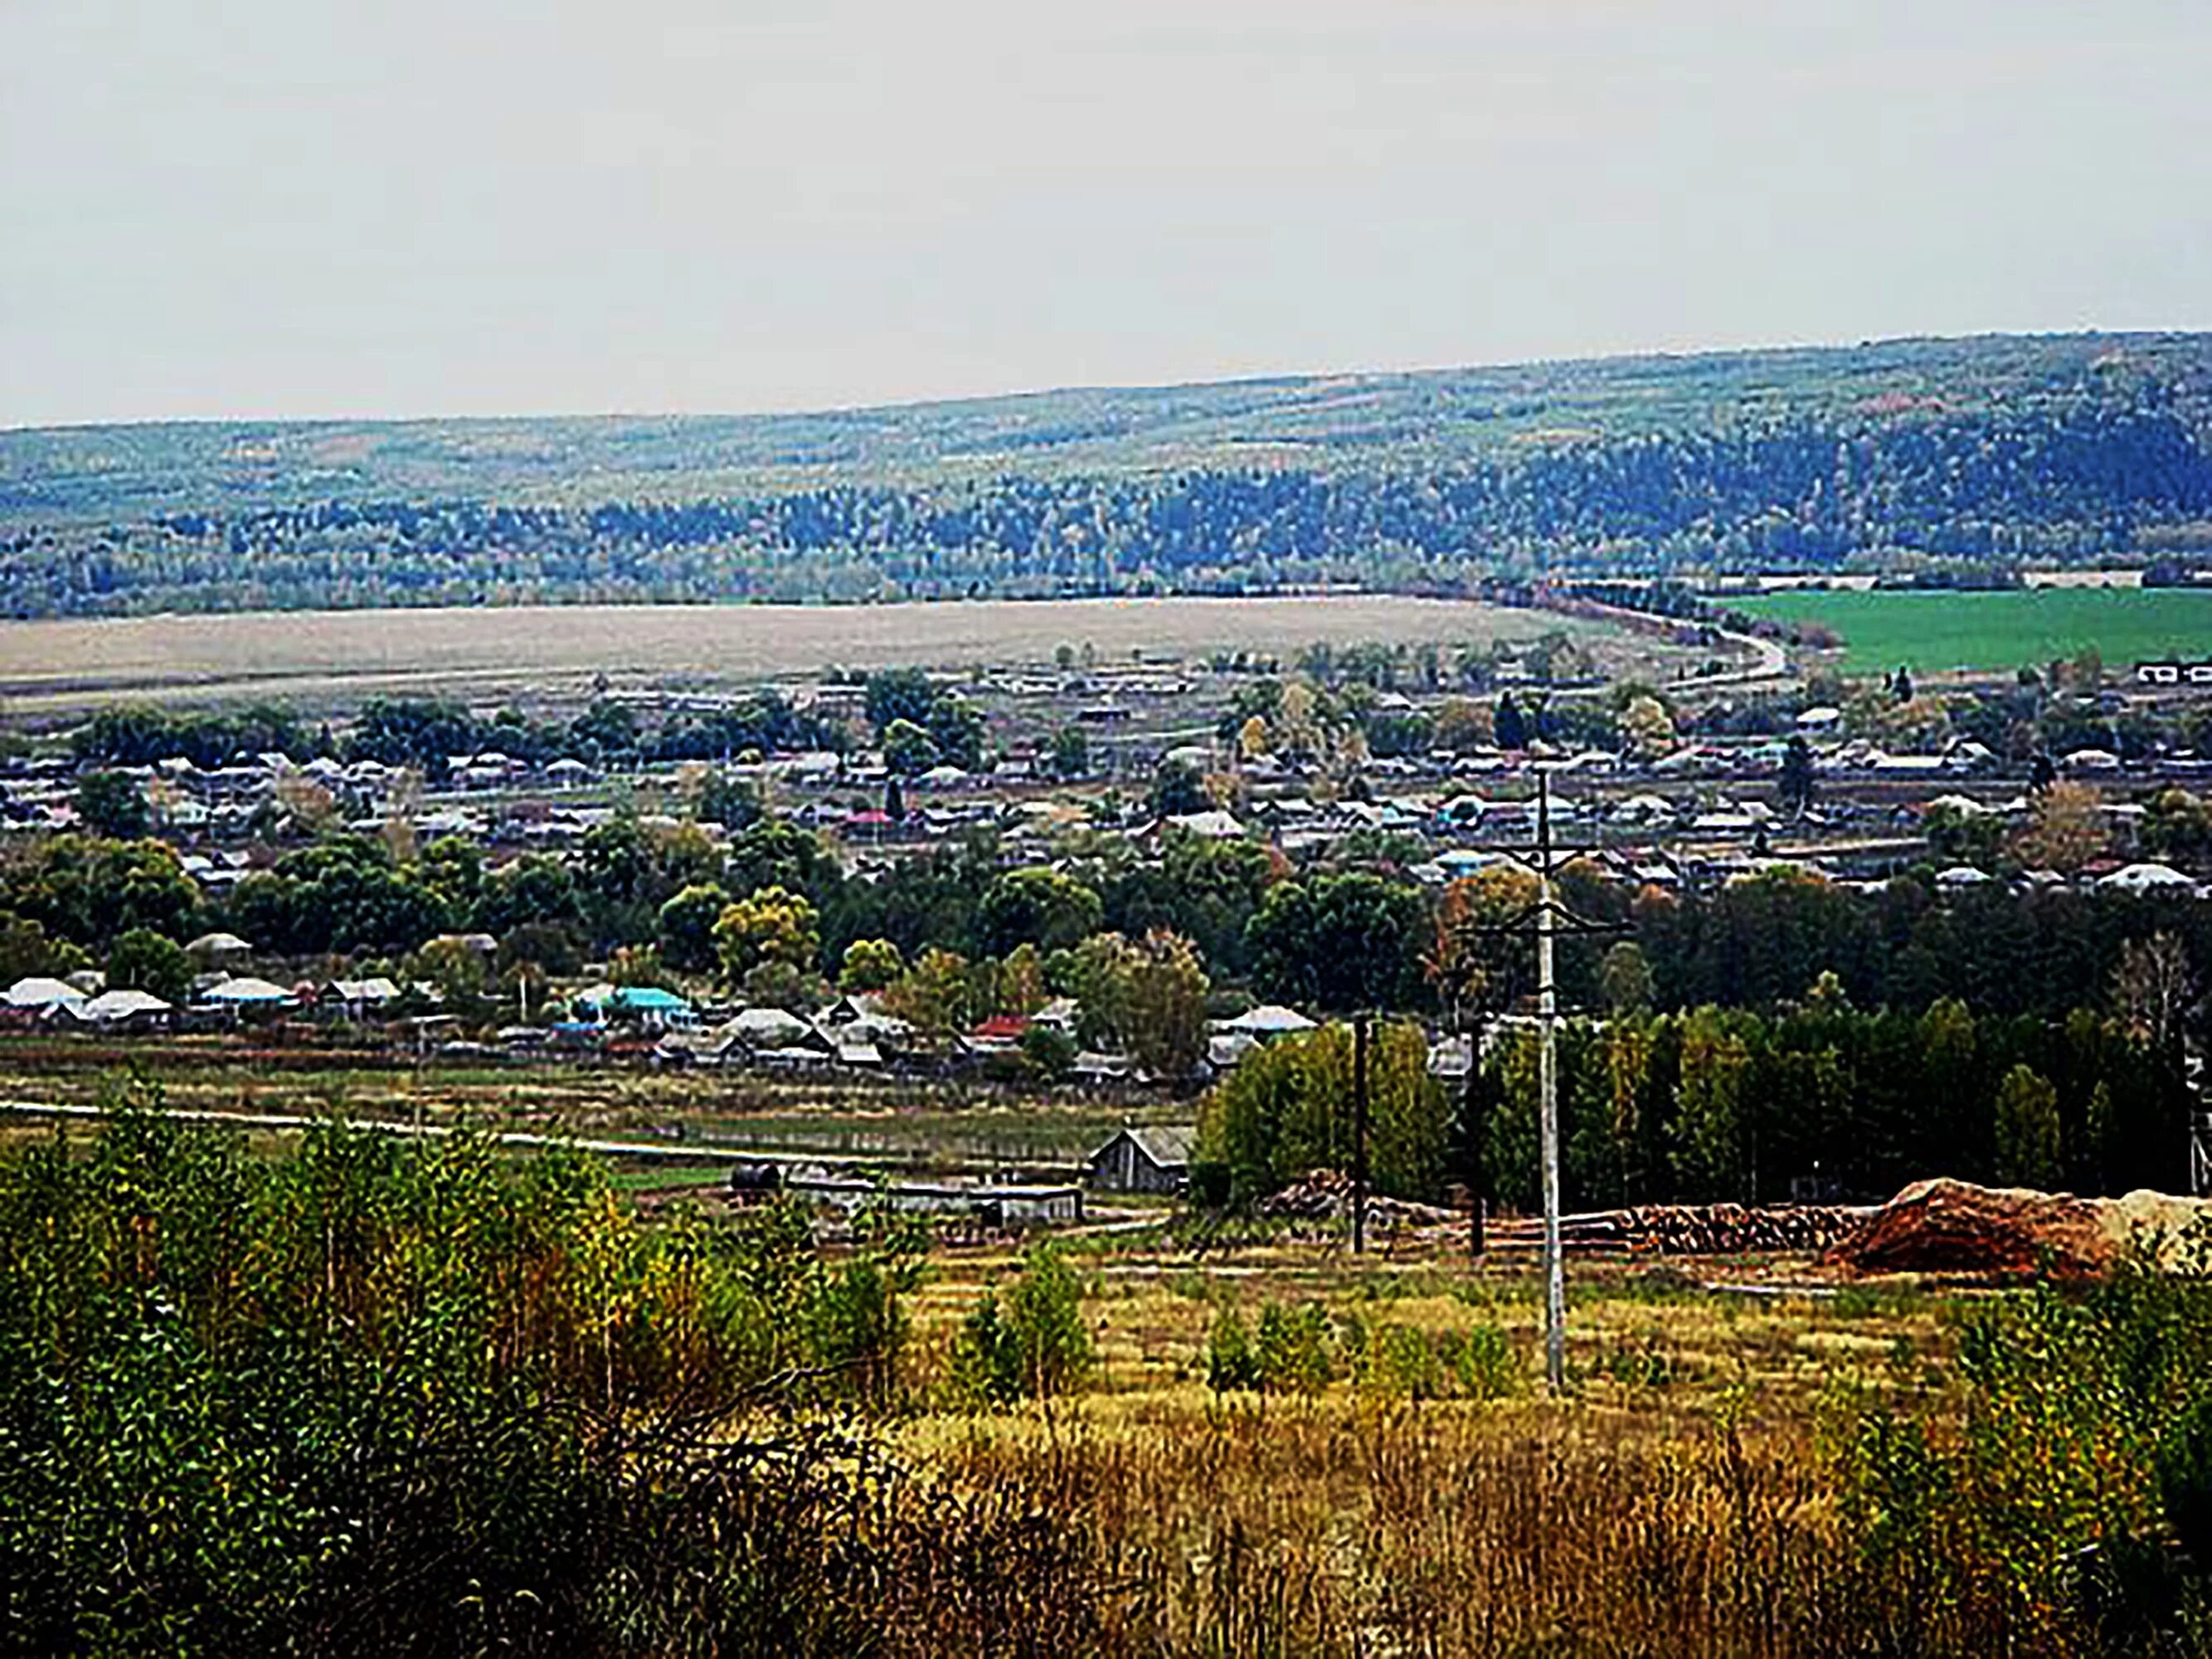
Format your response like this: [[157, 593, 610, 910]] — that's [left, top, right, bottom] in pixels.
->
[[1086, 1125, 1197, 1195]]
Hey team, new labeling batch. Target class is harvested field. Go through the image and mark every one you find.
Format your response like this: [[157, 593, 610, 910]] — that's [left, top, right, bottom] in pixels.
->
[[0, 595, 1635, 711]]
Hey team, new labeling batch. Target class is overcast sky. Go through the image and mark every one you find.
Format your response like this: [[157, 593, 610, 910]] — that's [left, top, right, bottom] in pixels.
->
[[3, 0, 2209, 428]]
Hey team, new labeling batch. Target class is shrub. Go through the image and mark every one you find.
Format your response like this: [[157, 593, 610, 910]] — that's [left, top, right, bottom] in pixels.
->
[[950, 1243, 1092, 1407], [1204, 1305, 1262, 1394], [1253, 1299, 1334, 1396]]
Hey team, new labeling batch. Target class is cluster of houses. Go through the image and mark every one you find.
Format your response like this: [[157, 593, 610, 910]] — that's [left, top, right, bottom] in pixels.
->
[[0, 930, 406, 1033], [639, 990, 1327, 1085]]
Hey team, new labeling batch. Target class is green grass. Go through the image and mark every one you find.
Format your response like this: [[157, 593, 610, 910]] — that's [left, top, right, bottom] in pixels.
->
[[1733, 586, 2212, 674]]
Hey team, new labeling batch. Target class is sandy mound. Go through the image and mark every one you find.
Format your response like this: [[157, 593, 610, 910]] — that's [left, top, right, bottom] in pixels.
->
[[1825, 1179, 2212, 1280]]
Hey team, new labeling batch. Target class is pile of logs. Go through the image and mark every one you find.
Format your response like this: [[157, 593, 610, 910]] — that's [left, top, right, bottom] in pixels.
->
[[1257, 1171, 1869, 1258], [1481, 1203, 1869, 1258], [1261, 1170, 1457, 1230]]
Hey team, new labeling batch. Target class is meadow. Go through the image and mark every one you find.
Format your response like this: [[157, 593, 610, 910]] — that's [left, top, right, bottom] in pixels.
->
[[1732, 585, 2212, 674]]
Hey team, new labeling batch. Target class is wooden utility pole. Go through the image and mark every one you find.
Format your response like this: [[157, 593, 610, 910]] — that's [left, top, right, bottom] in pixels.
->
[[1352, 1011, 1370, 1254]]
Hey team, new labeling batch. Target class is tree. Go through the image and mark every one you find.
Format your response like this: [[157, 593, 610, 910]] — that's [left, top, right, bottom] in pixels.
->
[[2112, 932, 2196, 1056], [924, 696, 985, 771], [975, 867, 1102, 958], [1620, 695, 1676, 758], [1598, 941, 1655, 1013], [1147, 757, 1209, 819], [881, 719, 940, 777], [655, 883, 732, 974], [2142, 790, 2212, 866], [950, 1243, 1091, 1405], [608, 944, 673, 989], [1198, 1020, 1448, 1203], [105, 927, 192, 1005], [838, 937, 905, 993], [1247, 873, 1427, 1013], [75, 772, 148, 840], [1048, 726, 1088, 781], [570, 697, 639, 757], [1121, 931, 1211, 1080], [0, 912, 88, 985], [1778, 735, 1817, 817], [694, 772, 761, 832], [2012, 781, 2108, 874], [881, 946, 981, 1036], [1432, 698, 1492, 754], [418, 835, 485, 922], [478, 855, 586, 937], [1494, 693, 1529, 753], [1059, 930, 1210, 1078], [864, 668, 936, 734], [411, 935, 493, 1019], [713, 887, 820, 987], [724, 819, 834, 902], [3, 836, 200, 951], [1427, 867, 1539, 1020], [1993, 1064, 2061, 1190], [1670, 1008, 1754, 1201]]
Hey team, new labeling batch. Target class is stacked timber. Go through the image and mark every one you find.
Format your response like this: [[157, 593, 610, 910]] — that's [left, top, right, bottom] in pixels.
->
[[1261, 1170, 1458, 1229], [1479, 1204, 1869, 1258]]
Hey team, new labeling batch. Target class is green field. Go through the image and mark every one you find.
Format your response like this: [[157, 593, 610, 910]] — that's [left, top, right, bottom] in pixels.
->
[[1732, 586, 2212, 674]]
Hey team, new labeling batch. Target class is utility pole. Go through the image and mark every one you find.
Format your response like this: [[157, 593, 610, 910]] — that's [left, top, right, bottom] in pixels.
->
[[1464, 1054, 1486, 1258], [1352, 1010, 1370, 1254], [1535, 776, 1565, 1394], [1453, 766, 1626, 1396]]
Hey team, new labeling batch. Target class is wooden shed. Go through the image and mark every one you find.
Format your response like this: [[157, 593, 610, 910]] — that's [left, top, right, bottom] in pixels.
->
[[1086, 1126, 1196, 1195]]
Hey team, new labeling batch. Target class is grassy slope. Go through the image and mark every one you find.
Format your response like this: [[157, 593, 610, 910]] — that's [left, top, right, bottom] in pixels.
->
[[1731, 586, 2212, 674]]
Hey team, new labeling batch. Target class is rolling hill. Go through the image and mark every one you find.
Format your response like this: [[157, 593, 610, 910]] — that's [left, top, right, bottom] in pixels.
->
[[2, 333, 2210, 617]]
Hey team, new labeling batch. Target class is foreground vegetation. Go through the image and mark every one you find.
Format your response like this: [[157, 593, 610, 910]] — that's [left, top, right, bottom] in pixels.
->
[[12, 1094, 2212, 1654]]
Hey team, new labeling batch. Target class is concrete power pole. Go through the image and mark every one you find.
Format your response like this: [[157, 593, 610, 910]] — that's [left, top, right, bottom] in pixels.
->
[[1458, 766, 1623, 1396], [1535, 776, 1565, 1394]]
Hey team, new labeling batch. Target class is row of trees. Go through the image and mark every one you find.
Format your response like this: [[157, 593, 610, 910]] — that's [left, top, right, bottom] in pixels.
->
[[1203, 961, 2186, 1211]]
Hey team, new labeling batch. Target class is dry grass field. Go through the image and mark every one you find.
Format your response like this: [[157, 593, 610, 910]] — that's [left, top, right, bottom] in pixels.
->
[[0, 595, 1641, 711], [881, 1238, 1950, 1657]]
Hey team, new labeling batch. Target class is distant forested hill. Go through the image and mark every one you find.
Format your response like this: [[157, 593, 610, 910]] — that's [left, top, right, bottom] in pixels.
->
[[2, 333, 2210, 616]]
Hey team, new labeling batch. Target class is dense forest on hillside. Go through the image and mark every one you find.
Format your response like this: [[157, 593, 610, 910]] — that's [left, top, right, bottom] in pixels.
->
[[3, 334, 2211, 616]]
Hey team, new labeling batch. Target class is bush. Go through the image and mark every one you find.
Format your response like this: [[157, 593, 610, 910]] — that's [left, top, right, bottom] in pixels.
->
[[1186, 1160, 1232, 1209], [950, 1243, 1092, 1407], [1253, 1300, 1334, 1396], [1448, 1322, 1523, 1400], [1203, 1305, 1261, 1393]]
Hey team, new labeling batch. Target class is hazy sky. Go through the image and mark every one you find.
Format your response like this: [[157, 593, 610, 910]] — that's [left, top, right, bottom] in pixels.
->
[[3, 0, 2209, 427]]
